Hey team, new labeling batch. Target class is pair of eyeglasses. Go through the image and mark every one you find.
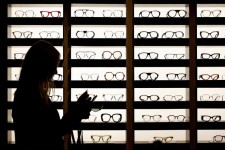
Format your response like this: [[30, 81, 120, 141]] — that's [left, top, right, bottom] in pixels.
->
[[212, 135, 225, 143], [49, 95, 62, 102], [200, 31, 219, 38], [167, 115, 185, 122], [139, 72, 159, 81], [166, 73, 186, 80], [39, 31, 60, 38], [104, 72, 125, 81], [76, 51, 96, 59], [104, 31, 124, 38], [162, 31, 184, 38], [137, 31, 184, 39], [139, 95, 160, 101], [200, 94, 221, 101], [200, 10, 221, 17], [102, 51, 122, 59], [74, 9, 95, 17], [80, 73, 99, 80], [199, 74, 219, 80], [154, 136, 173, 143], [91, 135, 111, 143], [201, 115, 221, 122], [101, 113, 122, 123], [139, 9, 187, 18], [12, 31, 33, 38], [103, 94, 124, 101], [138, 52, 158, 59], [200, 53, 220, 59], [142, 115, 162, 122], [15, 10, 36, 17], [103, 10, 123, 17], [40, 11, 61, 17], [53, 74, 63, 81], [14, 53, 26, 60], [76, 31, 95, 38], [163, 95, 183, 101], [164, 53, 185, 59]]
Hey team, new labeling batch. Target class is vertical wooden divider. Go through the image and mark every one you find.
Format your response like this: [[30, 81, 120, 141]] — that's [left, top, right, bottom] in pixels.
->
[[126, 0, 134, 150], [189, 1, 197, 150]]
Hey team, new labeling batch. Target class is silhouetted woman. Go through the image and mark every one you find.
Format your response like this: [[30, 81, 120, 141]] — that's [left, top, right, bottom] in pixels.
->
[[12, 40, 95, 150]]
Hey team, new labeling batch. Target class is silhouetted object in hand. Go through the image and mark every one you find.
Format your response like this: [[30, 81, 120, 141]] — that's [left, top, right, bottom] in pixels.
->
[[12, 40, 96, 150]]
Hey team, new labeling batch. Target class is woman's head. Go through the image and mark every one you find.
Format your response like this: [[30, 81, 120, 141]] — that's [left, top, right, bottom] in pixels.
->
[[18, 40, 60, 102]]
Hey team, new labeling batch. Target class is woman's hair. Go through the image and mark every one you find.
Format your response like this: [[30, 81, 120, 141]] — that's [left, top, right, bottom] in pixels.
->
[[17, 40, 60, 103]]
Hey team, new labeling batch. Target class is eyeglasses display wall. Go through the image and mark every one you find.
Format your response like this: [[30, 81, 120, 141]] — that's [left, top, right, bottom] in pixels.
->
[[2, 0, 225, 150]]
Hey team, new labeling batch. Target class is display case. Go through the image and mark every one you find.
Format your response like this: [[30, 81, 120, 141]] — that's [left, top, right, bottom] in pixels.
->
[[1, 0, 225, 150]]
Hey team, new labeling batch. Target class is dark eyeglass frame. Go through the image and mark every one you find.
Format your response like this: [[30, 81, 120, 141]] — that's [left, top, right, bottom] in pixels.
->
[[101, 113, 122, 123], [201, 115, 221, 122], [200, 53, 220, 59], [91, 135, 112, 143], [199, 74, 219, 80], [76, 30, 95, 38], [14, 53, 26, 60], [167, 9, 187, 18], [53, 74, 63, 81], [212, 135, 225, 143], [12, 31, 33, 38], [139, 95, 160, 101], [102, 51, 122, 59], [139, 72, 159, 81], [40, 11, 61, 17], [166, 73, 186, 80], [137, 31, 159, 39], [200, 31, 219, 38], [104, 72, 125, 81], [138, 52, 158, 59], [74, 9, 95, 17], [139, 10, 161, 18], [154, 136, 173, 143]]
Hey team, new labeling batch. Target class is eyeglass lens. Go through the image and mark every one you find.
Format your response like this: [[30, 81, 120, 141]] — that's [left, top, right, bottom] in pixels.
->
[[166, 73, 186, 80], [138, 52, 158, 59], [199, 74, 219, 80], [137, 31, 159, 39], [101, 113, 122, 123], [139, 95, 160, 101], [167, 9, 187, 18], [76, 31, 95, 38], [139, 10, 160, 18], [167, 115, 185, 122], [200, 53, 220, 59]]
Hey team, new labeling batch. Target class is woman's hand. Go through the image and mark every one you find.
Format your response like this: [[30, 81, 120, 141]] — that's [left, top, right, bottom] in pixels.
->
[[76, 90, 97, 119]]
